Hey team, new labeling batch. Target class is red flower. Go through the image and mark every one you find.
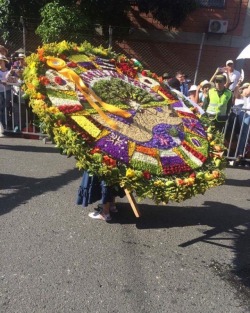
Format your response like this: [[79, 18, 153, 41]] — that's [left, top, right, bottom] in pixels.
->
[[39, 76, 50, 85], [143, 171, 151, 180], [54, 76, 64, 85], [67, 61, 78, 68], [59, 54, 67, 60]]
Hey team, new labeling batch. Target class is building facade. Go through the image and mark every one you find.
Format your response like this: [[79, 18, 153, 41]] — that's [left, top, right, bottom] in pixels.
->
[[115, 0, 250, 84]]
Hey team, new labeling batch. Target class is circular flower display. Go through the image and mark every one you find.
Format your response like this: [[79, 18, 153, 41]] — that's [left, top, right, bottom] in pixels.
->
[[23, 41, 226, 204]]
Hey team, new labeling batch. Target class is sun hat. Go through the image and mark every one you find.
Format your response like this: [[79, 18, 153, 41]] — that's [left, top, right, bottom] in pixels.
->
[[239, 82, 250, 90], [200, 80, 212, 88], [188, 85, 198, 92], [18, 53, 25, 58], [226, 60, 234, 66], [215, 74, 225, 81], [0, 54, 8, 62]]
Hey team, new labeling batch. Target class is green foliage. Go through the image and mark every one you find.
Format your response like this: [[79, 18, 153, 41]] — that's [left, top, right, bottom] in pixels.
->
[[1, 0, 199, 43], [92, 78, 154, 106], [0, 0, 11, 41], [36, 1, 92, 43]]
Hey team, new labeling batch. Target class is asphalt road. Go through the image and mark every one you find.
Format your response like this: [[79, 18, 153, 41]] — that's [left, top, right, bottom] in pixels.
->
[[0, 137, 250, 313]]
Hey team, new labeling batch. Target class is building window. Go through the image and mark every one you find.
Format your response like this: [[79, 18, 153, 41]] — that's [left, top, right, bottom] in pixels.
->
[[197, 0, 226, 8]]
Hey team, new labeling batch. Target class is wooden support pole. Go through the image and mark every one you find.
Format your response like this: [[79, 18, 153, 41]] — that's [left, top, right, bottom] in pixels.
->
[[124, 188, 141, 218]]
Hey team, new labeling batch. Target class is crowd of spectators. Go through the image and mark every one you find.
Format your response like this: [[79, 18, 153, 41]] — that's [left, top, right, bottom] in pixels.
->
[[162, 59, 249, 166], [0, 45, 26, 132]]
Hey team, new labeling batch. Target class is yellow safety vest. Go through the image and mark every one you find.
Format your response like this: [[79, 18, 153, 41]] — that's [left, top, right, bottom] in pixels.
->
[[206, 88, 232, 116]]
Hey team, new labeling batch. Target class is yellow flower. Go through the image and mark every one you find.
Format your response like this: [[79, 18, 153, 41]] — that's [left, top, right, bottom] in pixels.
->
[[59, 125, 69, 134], [47, 106, 60, 114], [154, 180, 165, 187], [126, 168, 135, 178]]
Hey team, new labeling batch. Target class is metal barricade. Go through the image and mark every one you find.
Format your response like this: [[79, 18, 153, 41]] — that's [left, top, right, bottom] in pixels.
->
[[0, 82, 44, 139], [223, 108, 250, 165]]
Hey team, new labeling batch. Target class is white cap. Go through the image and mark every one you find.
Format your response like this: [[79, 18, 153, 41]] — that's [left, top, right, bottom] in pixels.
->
[[188, 85, 198, 92], [18, 53, 25, 58], [226, 60, 234, 66]]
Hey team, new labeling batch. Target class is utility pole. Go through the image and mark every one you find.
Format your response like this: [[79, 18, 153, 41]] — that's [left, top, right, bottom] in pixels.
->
[[20, 16, 26, 55]]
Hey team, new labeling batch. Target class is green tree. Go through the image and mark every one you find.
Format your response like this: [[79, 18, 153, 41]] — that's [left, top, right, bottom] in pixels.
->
[[0, 0, 199, 44], [36, 1, 92, 43]]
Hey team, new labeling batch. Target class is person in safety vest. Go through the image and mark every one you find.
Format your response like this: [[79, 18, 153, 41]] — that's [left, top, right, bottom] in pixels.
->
[[203, 74, 233, 132]]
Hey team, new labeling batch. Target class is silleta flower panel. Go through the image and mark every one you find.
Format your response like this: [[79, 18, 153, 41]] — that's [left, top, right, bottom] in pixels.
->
[[23, 41, 226, 204]]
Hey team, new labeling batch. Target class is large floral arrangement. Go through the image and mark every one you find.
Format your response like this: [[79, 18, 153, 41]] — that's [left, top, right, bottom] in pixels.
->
[[23, 41, 226, 204]]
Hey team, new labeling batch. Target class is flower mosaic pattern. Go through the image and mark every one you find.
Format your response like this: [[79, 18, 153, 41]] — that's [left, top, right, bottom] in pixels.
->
[[23, 41, 226, 204]]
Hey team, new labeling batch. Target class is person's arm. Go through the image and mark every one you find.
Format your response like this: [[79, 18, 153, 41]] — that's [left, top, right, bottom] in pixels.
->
[[224, 69, 230, 89], [233, 77, 243, 100], [210, 67, 221, 82], [203, 94, 210, 111], [195, 85, 201, 104]]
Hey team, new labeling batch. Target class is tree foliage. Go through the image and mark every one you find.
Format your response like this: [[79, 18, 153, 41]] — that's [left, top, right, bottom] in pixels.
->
[[0, 0, 199, 44], [36, 1, 92, 43]]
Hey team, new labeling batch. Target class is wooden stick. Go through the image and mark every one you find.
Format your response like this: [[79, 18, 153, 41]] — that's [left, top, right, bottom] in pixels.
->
[[124, 189, 141, 218]]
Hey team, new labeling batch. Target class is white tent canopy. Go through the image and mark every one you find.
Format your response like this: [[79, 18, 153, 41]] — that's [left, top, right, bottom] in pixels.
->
[[237, 43, 250, 59]]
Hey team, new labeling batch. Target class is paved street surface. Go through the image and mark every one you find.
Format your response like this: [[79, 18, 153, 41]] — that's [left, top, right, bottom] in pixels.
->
[[1, 137, 250, 313]]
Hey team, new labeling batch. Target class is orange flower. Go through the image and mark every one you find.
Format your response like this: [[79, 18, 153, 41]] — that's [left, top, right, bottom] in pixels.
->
[[90, 147, 101, 154], [103, 155, 117, 167], [37, 48, 45, 62], [136, 145, 157, 157]]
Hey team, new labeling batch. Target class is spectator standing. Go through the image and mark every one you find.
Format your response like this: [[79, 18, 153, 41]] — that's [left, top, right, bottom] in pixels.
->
[[168, 71, 185, 92], [203, 74, 233, 132], [180, 74, 189, 96], [0, 45, 11, 70], [225, 60, 241, 92], [162, 72, 173, 86], [188, 85, 198, 103], [233, 82, 250, 162], [197, 80, 213, 106], [0, 54, 11, 128]]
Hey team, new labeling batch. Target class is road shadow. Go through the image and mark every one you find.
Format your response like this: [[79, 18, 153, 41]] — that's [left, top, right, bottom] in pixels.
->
[[0, 169, 81, 215], [113, 200, 250, 295], [0, 143, 58, 154], [225, 177, 250, 187]]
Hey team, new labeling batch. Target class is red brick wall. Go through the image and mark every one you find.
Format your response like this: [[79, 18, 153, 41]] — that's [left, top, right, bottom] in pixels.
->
[[181, 0, 249, 36], [129, 0, 249, 36], [115, 40, 250, 85], [122, 2, 250, 84]]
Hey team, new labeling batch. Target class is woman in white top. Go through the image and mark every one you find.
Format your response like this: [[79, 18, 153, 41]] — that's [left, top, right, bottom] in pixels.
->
[[0, 54, 11, 128]]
